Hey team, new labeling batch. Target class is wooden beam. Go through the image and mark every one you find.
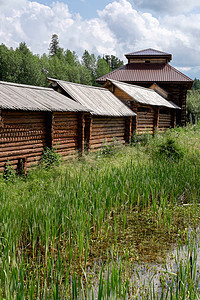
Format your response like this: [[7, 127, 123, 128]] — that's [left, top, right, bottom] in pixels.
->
[[125, 117, 132, 143], [153, 107, 159, 134], [88, 116, 93, 152], [171, 110, 176, 128], [78, 113, 85, 156]]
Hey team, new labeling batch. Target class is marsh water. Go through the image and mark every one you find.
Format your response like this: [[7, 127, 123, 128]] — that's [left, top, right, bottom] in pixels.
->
[[83, 209, 200, 298]]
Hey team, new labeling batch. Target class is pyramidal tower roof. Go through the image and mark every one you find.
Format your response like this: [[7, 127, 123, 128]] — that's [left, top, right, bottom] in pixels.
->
[[125, 48, 172, 63]]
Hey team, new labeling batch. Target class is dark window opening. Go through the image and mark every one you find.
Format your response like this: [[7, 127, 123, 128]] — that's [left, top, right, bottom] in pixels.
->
[[145, 60, 151, 63]]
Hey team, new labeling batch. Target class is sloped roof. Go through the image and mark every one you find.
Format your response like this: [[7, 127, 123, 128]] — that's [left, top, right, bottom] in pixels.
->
[[125, 48, 172, 58], [97, 63, 193, 84], [0, 81, 88, 112], [106, 79, 181, 109], [48, 78, 136, 117]]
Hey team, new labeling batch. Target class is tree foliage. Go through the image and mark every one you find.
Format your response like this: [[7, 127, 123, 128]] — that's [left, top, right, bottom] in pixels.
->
[[0, 34, 124, 87], [186, 90, 200, 123]]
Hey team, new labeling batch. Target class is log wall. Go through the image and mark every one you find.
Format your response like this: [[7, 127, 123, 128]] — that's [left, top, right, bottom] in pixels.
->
[[136, 106, 154, 134], [112, 86, 176, 134], [158, 109, 172, 132], [0, 111, 47, 172], [52, 112, 79, 159], [88, 116, 127, 151]]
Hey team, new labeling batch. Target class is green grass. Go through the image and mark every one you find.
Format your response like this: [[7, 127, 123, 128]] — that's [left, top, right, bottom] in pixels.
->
[[0, 124, 199, 299]]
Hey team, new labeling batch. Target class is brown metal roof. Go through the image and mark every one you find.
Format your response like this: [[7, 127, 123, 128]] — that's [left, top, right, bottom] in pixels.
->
[[107, 79, 181, 109], [0, 81, 89, 112], [48, 78, 136, 117], [97, 63, 193, 84], [125, 48, 172, 58]]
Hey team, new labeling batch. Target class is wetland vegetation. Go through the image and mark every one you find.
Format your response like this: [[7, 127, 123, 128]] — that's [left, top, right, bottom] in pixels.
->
[[0, 124, 199, 299]]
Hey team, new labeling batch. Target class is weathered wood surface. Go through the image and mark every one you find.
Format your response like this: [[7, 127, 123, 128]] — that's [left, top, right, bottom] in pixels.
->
[[158, 109, 171, 131], [0, 111, 46, 172], [52, 112, 79, 157], [88, 117, 126, 150]]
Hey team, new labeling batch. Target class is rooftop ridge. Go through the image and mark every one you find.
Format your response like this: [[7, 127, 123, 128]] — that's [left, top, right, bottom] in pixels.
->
[[48, 78, 111, 92], [125, 48, 171, 57], [0, 80, 52, 91]]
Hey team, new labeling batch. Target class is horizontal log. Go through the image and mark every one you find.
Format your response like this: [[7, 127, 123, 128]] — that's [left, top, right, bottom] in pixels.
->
[[0, 142, 45, 153], [55, 142, 78, 149], [53, 128, 78, 134], [5, 119, 46, 125], [56, 149, 77, 156], [53, 134, 78, 141], [53, 122, 78, 128], [0, 134, 46, 143], [92, 119, 125, 125], [91, 132, 125, 140], [0, 150, 43, 163], [54, 112, 78, 117], [0, 138, 46, 148]]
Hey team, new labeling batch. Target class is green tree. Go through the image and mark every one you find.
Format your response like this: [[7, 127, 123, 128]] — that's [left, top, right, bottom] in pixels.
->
[[104, 54, 123, 71], [192, 78, 200, 90], [15, 42, 45, 86], [79, 65, 92, 85], [82, 50, 96, 85], [186, 90, 200, 123], [48, 34, 63, 59], [96, 56, 110, 80]]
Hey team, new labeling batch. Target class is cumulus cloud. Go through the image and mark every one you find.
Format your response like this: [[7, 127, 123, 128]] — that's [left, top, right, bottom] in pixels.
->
[[132, 0, 200, 14], [0, 0, 200, 78]]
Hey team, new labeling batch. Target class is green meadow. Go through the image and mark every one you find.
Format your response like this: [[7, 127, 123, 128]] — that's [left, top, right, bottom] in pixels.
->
[[0, 124, 199, 299]]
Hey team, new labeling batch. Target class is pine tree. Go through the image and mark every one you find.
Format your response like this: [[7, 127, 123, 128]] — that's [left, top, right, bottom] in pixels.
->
[[48, 34, 63, 58]]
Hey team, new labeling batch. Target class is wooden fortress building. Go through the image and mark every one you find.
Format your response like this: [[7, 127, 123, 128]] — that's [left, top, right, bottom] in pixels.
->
[[104, 79, 180, 134], [0, 80, 135, 172], [48, 78, 135, 151], [97, 48, 193, 126], [0, 47, 193, 174]]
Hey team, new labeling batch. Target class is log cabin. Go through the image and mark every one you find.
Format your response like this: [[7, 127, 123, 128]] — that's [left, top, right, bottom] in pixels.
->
[[48, 78, 136, 152], [0, 81, 89, 173], [104, 79, 181, 134], [96, 48, 193, 126]]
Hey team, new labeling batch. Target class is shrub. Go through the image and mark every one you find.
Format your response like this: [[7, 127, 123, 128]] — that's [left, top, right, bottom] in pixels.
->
[[40, 147, 61, 168], [96, 138, 120, 157], [131, 132, 152, 146], [3, 161, 16, 181], [155, 137, 184, 160]]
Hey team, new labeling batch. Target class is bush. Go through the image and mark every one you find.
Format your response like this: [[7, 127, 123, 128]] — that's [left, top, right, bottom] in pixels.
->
[[3, 161, 16, 181], [40, 147, 61, 168], [155, 136, 184, 160], [131, 132, 152, 146], [96, 138, 120, 157]]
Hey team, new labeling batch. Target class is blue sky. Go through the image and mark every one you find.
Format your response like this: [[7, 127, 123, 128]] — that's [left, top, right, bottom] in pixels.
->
[[0, 0, 200, 79], [37, 0, 112, 19]]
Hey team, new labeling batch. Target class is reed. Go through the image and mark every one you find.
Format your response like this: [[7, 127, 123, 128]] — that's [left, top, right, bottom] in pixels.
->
[[0, 125, 199, 298]]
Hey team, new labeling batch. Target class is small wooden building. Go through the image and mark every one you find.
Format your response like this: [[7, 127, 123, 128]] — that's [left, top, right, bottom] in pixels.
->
[[0, 81, 88, 173], [48, 78, 136, 151], [104, 79, 181, 134], [96, 48, 193, 126]]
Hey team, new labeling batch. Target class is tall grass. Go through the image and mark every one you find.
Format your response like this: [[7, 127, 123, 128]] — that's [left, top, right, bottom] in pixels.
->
[[0, 125, 199, 298]]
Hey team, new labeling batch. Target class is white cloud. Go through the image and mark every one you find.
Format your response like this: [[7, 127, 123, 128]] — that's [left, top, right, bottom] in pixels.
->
[[132, 0, 200, 14], [0, 0, 200, 78]]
